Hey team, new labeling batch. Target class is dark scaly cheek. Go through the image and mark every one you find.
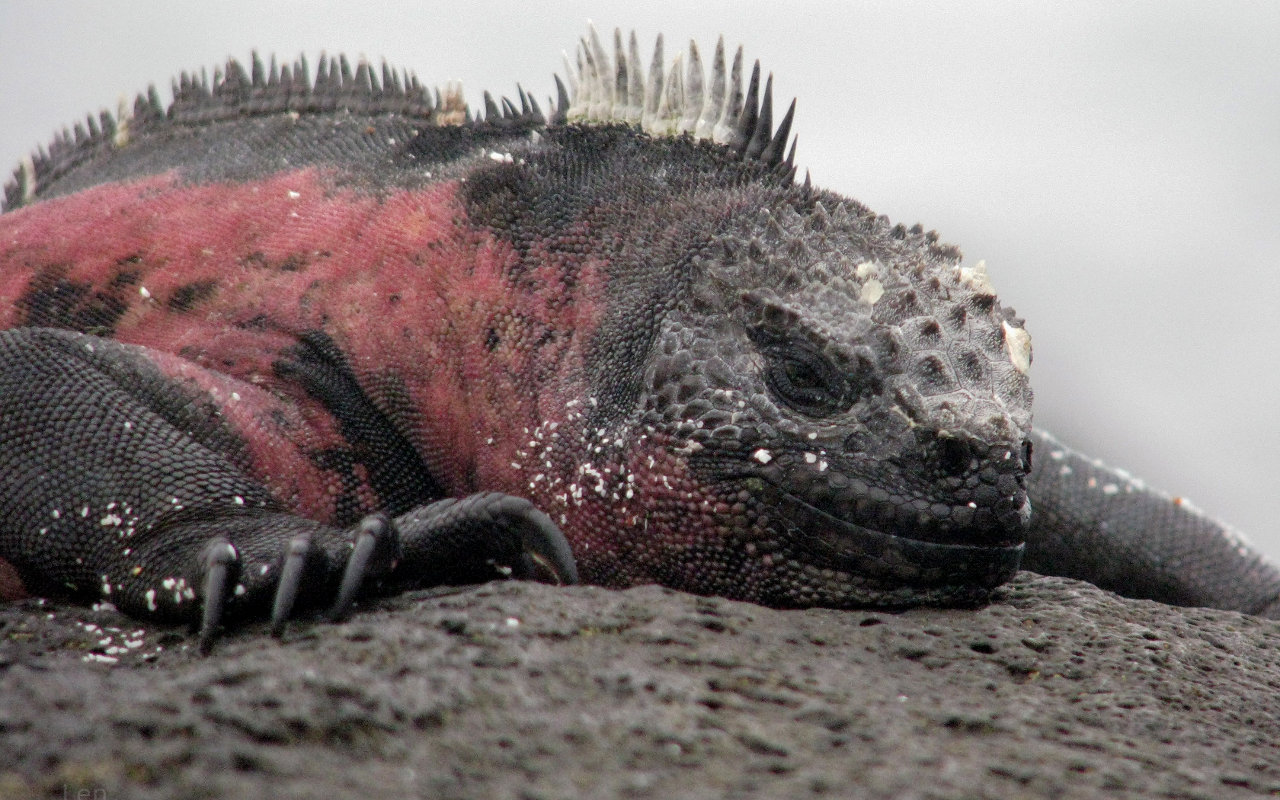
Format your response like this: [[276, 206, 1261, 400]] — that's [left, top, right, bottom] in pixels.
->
[[543, 430, 765, 593]]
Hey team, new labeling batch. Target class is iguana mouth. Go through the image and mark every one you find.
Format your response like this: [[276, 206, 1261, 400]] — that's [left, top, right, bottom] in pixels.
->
[[764, 482, 1026, 590]]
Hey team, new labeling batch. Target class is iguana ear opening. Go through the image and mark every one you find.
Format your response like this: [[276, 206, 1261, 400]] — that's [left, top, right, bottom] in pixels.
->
[[560, 25, 797, 172]]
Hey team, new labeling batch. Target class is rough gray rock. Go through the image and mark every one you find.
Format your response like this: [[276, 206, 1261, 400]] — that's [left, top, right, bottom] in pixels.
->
[[1, 573, 1278, 799]]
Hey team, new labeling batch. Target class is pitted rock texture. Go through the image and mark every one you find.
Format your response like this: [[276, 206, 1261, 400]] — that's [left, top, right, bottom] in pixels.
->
[[1, 573, 1278, 799]]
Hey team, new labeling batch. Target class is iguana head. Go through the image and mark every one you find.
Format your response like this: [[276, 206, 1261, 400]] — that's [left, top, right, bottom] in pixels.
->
[[556, 28, 1033, 607], [639, 194, 1033, 608]]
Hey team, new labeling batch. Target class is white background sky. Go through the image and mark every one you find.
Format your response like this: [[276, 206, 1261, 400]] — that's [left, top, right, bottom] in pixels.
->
[[2, 1, 1278, 561]]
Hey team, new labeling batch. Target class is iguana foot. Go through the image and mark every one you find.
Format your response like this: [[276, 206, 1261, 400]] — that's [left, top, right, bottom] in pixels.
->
[[190, 493, 578, 650]]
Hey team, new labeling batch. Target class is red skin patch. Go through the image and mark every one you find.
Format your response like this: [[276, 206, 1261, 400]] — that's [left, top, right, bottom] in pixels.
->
[[1, 168, 613, 537], [0, 557, 29, 600], [1, 166, 758, 593]]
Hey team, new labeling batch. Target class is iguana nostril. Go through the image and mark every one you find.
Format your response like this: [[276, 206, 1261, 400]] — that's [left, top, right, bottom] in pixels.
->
[[938, 436, 973, 478]]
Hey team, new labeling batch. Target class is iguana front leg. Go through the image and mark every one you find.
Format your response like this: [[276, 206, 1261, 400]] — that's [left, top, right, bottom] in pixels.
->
[[0, 328, 575, 651], [1024, 428, 1280, 618]]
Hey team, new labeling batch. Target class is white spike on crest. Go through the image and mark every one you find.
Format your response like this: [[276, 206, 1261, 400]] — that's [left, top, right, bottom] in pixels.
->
[[695, 37, 726, 140], [626, 31, 643, 123], [562, 26, 792, 165], [711, 45, 744, 144], [18, 155, 36, 204], [113, 96, 133, 148], [651, 52, 684, 136], [587, 23, 613, 115], [678, 41, 703, 135], [642, 33, 664, 130]]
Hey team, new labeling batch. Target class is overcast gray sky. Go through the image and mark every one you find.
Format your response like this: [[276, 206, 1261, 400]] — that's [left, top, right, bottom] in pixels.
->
[[2, 1, 1278, 562]]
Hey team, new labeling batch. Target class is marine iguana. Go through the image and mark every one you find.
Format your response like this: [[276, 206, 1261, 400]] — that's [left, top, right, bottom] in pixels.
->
[[1, 28, 1277, 651]]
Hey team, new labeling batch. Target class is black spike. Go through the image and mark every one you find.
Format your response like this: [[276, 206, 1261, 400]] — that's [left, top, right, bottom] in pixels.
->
[[15, 48, 508, 210], [327, 58, 346, 103], [250, 52, 265, 86], [311, 57, 335, 111], [553, 74, 570, 123], [146, 85, 163, 116], [323, 56, 338, 88], [516, 84, 531, 116], [169, 77, 184, 118], [527, 94, 545, 124], [287, 59, 309, 112], [221, 59, 251, 103], [132, 92, 152, 124], [744, 74, 774, 160], [354, 61, 373, 93], [313, 55, 330, 92], [760, 97, 795, 166], [277, 62, 294, 101], [784, 135, 797, 169], [732, 61, 761, 154], [297, 54, 312, 93], [482, 91, 501, 121]]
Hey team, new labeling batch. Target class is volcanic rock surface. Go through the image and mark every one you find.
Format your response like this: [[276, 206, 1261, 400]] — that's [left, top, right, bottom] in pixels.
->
[[1, 573, 1278, 799]]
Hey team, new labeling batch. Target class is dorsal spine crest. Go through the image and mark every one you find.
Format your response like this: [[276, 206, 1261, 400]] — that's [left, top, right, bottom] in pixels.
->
[[563, 25, 796, 171]]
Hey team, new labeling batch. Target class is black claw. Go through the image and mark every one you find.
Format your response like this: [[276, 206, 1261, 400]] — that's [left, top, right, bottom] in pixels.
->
[[198, 540, 238, 654], [271, 533, 313, 636], [470, 493, 578, 585], [329, 514, 398, 621], [514, 506, 579, 585]]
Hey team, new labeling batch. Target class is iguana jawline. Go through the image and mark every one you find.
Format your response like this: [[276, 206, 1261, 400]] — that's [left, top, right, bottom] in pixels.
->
[[755, 476, 1026, 589]]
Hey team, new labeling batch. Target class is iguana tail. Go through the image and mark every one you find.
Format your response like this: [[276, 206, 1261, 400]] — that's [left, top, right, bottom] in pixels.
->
[[1024, 428, 1280, 618]]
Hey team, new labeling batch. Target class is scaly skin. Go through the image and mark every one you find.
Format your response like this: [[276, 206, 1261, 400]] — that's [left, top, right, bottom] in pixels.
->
[[1, 31, 1276, 647]]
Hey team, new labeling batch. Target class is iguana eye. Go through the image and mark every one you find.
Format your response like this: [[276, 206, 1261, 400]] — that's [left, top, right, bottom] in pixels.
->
[[760, 339, 852, 418]]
